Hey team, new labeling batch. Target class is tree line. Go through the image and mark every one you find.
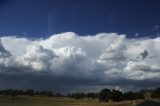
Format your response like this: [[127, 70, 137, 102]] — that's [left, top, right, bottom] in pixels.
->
[[0, 87, 159, 102], [0, 89, 58, 97], [99, 87, 160, 102]]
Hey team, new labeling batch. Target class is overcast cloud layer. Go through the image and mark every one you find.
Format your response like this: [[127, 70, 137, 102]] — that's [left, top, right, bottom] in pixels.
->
[[0, 32, 160, 92]]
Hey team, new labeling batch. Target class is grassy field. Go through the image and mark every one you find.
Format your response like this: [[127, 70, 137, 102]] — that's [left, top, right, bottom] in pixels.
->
[[0, 95, 146, 106]]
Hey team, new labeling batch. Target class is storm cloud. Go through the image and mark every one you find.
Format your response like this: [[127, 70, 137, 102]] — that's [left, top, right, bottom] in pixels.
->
[[0, 32, 160, 92]]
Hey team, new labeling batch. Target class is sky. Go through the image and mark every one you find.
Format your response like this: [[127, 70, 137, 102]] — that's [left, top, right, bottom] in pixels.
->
[[0, 0, 160, 92], [0, 0, 160, 38]]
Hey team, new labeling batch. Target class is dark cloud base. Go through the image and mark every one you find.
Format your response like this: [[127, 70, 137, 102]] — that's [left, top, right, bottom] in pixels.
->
[[0, 72, 159, 92]]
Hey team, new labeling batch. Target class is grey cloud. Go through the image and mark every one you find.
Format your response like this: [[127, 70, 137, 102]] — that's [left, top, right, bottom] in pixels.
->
[[0, 72, 159, 92], [140, 50, 148, 59], [0, 39, 11, 57], [99, 35, 127, 62]]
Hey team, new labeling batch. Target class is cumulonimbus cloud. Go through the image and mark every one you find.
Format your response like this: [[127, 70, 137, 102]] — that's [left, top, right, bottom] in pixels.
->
[[0, 32, 160, 92]]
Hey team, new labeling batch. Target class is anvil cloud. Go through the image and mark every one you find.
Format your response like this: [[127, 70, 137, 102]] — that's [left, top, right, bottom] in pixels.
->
[[0, 32, 160, 92]]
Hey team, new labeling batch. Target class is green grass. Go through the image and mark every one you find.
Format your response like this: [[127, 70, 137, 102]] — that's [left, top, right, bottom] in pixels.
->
[[0, 95, 146, 106]]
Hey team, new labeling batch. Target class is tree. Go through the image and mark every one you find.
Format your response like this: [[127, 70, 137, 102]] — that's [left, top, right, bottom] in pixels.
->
[[46, 91, 53, 97], [111, 89, 123, 102], [86, 93, 98, 99], [40, 91, 46, 96], [99, 88, 111, 102], [17, 90, 25, 95], [25, 89, 34, 96], [71, 93, 85, 99], [67, 93, 71, 97], [151, 87, 160, 98], [124, 91, 137, 100], [35, 91, 40, 95], [55, 92, 63, 97], [11, 89, 18, 98]]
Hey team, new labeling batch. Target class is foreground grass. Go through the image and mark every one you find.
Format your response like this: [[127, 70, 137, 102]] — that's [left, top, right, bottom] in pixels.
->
[[0, 95, 146, 106]]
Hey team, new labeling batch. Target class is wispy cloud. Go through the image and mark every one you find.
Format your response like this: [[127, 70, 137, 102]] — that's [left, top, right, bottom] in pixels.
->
[[152, 25, 159, 31]]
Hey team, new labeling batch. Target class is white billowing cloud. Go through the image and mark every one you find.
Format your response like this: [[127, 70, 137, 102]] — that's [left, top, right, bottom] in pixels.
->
[[0, 32, 160, 90], [1, 36, 32, 56], [19, 45, 57, 71], [124, 61, 160, 80], [54, 46, 86, 58], [99, 35, 126, 62]]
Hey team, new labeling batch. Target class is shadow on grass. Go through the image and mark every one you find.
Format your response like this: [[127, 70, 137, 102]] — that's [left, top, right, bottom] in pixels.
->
[[136, 100, 160, 106]]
